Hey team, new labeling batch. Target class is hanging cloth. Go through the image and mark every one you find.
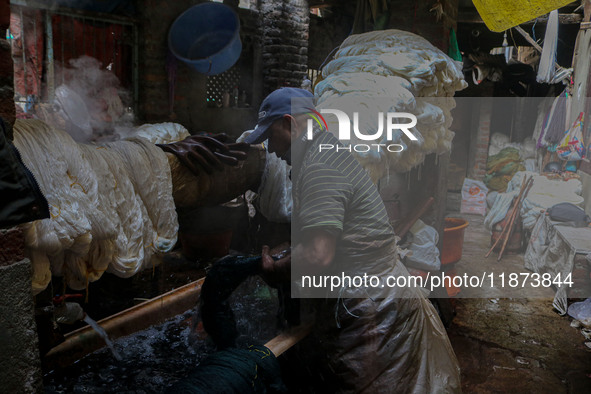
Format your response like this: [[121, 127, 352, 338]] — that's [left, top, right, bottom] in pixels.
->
[[448, 28, 462, 62], [542, 90, 569, 145], [537, 10, 559, 83]]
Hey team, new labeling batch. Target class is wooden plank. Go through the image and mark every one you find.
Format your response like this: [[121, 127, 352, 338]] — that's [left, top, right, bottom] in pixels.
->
[[458, 10, 582, 25], [554, 222, 591, 254], [514, 25, 544, 52], [264, 322, 313, 357], [528, 13, 583, 24]]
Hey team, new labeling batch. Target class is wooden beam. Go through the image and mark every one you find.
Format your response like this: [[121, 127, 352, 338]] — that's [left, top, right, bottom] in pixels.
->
[[264, 323, 313, 357], [514, 25, 561, 68], [309, 0, 340, 9], [458, 10, 582, 25], [10, 0, 138, 24], [585, 0, 591, 22], [514, 26, 544, 52]]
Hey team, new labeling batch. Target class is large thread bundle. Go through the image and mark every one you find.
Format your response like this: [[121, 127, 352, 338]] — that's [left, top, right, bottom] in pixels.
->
[[12, 119, 179, 293], [315, 29, 467, 181]]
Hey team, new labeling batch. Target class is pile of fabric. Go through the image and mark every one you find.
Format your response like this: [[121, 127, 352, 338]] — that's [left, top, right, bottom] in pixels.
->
[[12, 119, 179, 293], [484, 148, 525, 192], [534, 90, 569, 149], [315, 29, 467, 181], [485, 170, 583, 232], [484, 133, 537, 192]]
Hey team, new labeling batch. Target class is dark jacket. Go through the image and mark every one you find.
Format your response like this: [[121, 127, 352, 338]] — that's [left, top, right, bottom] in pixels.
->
[[0, 117, 49, 228]]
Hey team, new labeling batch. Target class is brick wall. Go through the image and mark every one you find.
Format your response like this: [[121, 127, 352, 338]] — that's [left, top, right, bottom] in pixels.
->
[[137, 1, 310, 135], [259, 0, 309, 96], [468, 100, 492, 180]]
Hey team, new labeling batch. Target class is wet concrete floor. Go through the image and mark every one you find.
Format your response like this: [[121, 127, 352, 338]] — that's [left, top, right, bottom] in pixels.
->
[[446, 213, 591, 393]]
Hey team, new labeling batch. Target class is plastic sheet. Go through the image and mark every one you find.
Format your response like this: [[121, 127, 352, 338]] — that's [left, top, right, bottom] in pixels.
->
[[460, 178, 488, 216], [568, 298, 591, 327], [238, 130, 292, 223], [310, 255, 461, 392], [484, 171, 584, 231], [525, 215, 575, 315], [404, 219, 441, 272]]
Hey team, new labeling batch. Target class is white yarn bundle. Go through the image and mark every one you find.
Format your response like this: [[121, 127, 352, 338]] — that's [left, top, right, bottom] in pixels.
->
[[13, 119, 178, 293], [315, 29, 467, 181], [132, 122, 190, 145]]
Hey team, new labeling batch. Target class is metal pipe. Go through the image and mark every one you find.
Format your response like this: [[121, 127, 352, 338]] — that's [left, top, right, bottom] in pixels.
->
[[132, 22, 139, 114], [60, 16, 64, 86], [45, 11, 54, 102], [71, 16, 75, 59], [43, 278, 204, 370], [81, 16, 85, 55], [19, 7, 27, 98]]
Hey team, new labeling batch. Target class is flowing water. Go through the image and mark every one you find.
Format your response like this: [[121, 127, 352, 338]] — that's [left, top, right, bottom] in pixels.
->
[[44, 277, 279, 393], [83, 315, 122, 361]]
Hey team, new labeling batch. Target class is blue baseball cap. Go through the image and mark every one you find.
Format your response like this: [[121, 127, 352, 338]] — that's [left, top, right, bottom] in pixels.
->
[[244, 87, 314, 144]]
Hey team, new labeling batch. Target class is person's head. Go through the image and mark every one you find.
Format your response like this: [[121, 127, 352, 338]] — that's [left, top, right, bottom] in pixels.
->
[[244, 87, 314, 164]]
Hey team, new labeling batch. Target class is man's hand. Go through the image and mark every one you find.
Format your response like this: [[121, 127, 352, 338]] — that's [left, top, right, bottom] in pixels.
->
[[157, 134, 249, 176], [260, 245, 291, 287]]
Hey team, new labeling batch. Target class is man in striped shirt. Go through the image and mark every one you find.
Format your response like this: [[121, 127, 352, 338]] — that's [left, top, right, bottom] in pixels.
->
[[245, 88, 460, 393]]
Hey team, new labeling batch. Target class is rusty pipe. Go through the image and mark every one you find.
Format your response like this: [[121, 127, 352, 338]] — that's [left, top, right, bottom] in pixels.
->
[[44, 273, 311, 370], [43, 278, 204, 371]]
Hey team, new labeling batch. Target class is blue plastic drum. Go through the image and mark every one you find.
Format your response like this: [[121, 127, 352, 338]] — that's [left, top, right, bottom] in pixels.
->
[[168, 3, 242, 75]]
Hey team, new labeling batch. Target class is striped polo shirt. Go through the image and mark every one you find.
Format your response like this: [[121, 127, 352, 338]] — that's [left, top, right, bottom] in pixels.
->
[[291, 128, 395, 267]]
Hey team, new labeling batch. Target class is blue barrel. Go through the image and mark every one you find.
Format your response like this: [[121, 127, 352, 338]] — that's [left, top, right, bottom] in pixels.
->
[[168, 3, 242, 76]]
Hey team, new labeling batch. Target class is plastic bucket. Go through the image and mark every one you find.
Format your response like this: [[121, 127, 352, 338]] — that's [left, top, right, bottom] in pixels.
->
[[442, 266, 462, 297], [441, 218, 469, 265], [168, 3, 242, 75]]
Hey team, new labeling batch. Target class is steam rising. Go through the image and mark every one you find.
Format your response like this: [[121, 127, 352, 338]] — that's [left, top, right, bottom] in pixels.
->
[[38, 55, 134, 143]]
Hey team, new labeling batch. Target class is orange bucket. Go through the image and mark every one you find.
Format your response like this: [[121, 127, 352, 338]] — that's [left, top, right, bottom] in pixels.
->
[[442, 266, 462, 297], [441, 218, 469, 265]]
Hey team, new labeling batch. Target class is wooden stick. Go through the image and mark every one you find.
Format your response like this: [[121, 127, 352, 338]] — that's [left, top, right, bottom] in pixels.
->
[[495, 176, 532, 260], [485, 176, 530, 258], [264, 322, 313, 357], [514, 26, 561, 69], [497, 178, 533, 261]]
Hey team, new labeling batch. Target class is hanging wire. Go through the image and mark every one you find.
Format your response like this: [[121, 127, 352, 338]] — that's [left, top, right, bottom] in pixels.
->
[[509, 28, 517, 48]]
